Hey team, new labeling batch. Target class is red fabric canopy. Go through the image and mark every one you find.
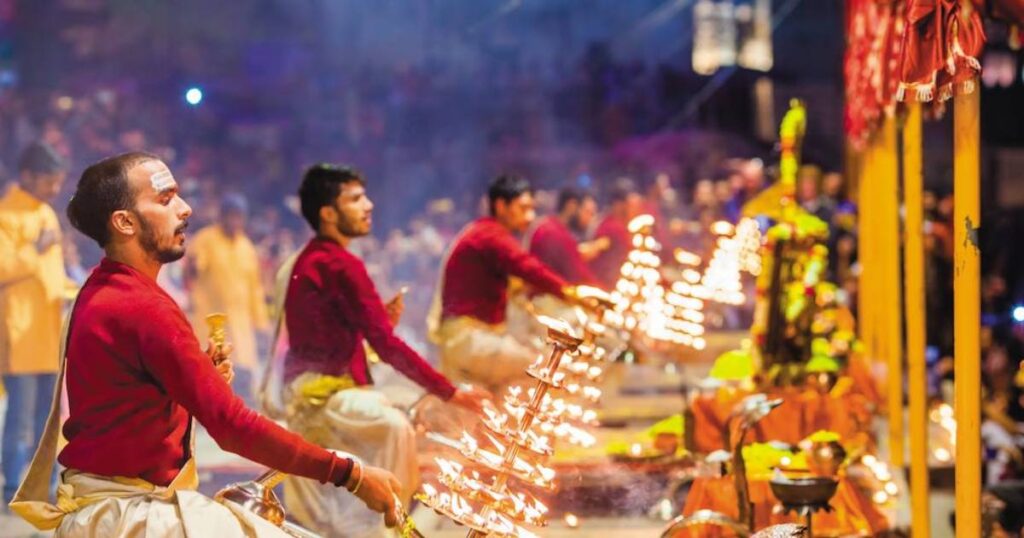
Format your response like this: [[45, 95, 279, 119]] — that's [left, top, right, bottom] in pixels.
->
[[897, 0, 986, 102]]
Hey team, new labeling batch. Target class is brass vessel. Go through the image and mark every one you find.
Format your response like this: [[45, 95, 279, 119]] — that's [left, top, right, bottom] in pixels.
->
[[214, 470, 322, 538], [205, 313, 228, 360]]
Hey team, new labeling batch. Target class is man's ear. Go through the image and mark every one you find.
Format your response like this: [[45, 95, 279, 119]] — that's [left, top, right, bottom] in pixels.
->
[[319, 205, 336, 226], [110, 210, 137, 237]]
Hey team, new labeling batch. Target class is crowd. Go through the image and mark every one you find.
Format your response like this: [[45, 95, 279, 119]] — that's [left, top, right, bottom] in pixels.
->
[[0, 82, 990, 370]]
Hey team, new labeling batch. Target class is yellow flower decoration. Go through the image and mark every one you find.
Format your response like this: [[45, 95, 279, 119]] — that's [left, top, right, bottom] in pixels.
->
[[811, 338, 832, 357], [742, 443, 806, 478], [710, 350, 755, 381], [646, 414, 685, 438], [806, 430, 841, 443], [806, 355, 840, 373]]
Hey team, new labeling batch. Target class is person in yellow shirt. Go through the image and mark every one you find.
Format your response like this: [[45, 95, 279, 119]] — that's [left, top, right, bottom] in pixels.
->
[[187, 194, 269, 399], [0, 142, 67, 503]]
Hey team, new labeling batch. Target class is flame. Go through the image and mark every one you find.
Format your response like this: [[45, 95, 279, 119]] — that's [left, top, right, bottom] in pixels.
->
[[674, 249, 702, 266], [420, 315, 615, 536], [711, 220, 735, 235], [436, 457, 463, 477], [627, 214, 656, 233], [535, 315, 577, 338]]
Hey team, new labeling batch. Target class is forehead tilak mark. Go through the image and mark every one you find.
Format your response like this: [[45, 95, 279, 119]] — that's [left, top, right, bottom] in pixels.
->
[[150, 170, 174, 192]]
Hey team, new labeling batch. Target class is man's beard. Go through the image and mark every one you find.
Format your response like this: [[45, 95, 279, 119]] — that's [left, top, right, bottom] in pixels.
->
[[336, 217, 369, 239], [138, 214, 187, 263]]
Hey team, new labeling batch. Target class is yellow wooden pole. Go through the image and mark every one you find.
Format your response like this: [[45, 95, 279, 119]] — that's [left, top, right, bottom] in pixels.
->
[[903, 101, 930, 536], [953, 85, 981, 538], [858, 141, 877, 361], [878, 115, 904, 468], [872, 142, 882, 366]]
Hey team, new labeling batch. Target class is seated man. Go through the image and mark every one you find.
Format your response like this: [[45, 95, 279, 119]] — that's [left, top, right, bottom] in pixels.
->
[[589, 178, 644, 289], [271, 164, 490, 537], [523, 186, 608, 326], [527, 187, 601, 286], [10, 153, 402, 537], [429, 174, 572, 393]]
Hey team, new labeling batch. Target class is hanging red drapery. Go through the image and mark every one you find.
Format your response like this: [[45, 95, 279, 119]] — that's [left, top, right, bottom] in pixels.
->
[[844, 0, 906, 150], [896, 0, 986, 102]]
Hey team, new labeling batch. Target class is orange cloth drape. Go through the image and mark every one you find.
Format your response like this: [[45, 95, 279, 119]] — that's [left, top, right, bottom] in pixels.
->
[[750, 387, 807, 446], [690, 387, 755, 454], [690, 384, 872, 453], [679, 476, 891, 537]]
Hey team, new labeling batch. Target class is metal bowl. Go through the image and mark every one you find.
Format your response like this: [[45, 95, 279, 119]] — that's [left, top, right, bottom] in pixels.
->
[[768, 476, 839, 507]]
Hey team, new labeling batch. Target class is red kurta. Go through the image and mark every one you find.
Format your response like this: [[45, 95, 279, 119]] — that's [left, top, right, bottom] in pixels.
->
[[528, 216, 597, 286], [285, 238, 455, 399], [588, 215, 631, 288], [59, 258, 352, 487], [441, 217, 567, 325]]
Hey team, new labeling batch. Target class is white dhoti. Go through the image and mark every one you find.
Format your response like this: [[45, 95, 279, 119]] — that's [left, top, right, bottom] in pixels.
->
[[52, 465, 290, 538], [282, 377, 416, 538], [436, 317, 538, 394], [12, 413, 292, 538]]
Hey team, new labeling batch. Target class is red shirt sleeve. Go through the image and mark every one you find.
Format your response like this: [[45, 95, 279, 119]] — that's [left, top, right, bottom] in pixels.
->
[[488, 226, 568, 296], [565, 253, 598, 286], [136, 299, 353, 486], [328, 254, 457, 400]]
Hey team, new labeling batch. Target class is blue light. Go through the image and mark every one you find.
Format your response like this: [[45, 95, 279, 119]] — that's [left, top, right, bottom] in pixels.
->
[[1013, 305, 1024, 323], [185, 87, 203, 106]]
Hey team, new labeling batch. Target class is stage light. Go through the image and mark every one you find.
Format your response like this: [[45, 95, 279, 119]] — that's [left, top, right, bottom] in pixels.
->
[[1012, 305, 1024, 323], [185, 87, 203, 106]]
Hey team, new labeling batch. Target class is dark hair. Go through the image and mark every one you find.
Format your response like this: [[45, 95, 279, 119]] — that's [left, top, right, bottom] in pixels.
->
[[67, 152, 159, 247], [298, 163, 365, 231], [18, 142, 65, 175], [556, 187, 593, 212], [608, 177, 638, 205], [487, 174, 532, 216]]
